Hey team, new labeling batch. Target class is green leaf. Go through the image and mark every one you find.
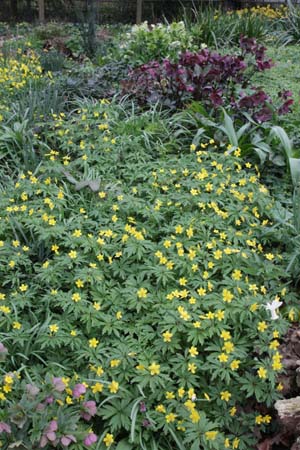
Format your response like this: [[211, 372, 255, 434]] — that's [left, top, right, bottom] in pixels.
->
[[115, 440, 133, 450]]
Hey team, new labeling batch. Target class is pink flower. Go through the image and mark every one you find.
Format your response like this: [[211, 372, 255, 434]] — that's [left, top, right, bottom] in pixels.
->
[[72, 383, 86, 398], [81, 400, 97, 421], [46, 420, 58, 441], [26, 383, 40, 396], [0, 343, 8, 361], [52, 377, 66, 392], [83, 432, 97, 446], [61, 435, 77, 447], [39, 420, 58, 448], [0, 422, 11, 433], [0, 343, 7, 353]]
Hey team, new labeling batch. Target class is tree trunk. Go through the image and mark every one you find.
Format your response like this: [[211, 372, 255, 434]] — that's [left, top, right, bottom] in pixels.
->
[[136, 0, 142, 24], [86, 0, 96, 57], [10, 0, 18, 20], [38, 0, 45, 22]]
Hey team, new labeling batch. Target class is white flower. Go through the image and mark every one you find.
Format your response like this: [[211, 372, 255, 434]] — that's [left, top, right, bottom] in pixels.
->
[[265, 299, 283, 320]]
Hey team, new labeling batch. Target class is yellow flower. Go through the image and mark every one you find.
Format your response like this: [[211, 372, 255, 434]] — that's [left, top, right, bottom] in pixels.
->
[[165, 391, 175, 399], [162, 331, 173, 342], [220, 330, 231, 341], [178, 387, 185, 398], [269, 339, 280, 350], [165, 413, 177, 423], [272, 360, 283, 371], [70, 330, 77, 336], [232, 438, 240, 449], [103, 433, 114, 447], [230, 406, 237, 416], [72, 293, 81, 302], [222, 341, 234, 354], [190, 409, 201, 423], [232, 269, 242, 280], [19, 284, 28, 292], [163, 240, 172, 248], [263, 415, 272, 424], [255, 414, 264, 424], [213, 249, 223, 260], [72, 229, 82, 237], [93, 302, 101, 311], [13, 321, 22, 330], [197, 287, 206, 296], [110, 359, 121, 368], [89, 338, 99, 348], [109, 380, 119, 393], [49, 324, 59, 333], [175, 225, 183, 234], [257, 367, 267, 379], [224, 438, 230, 448], [156, 404, 166, 413], [137, 287, 148, 298], [289, 308, 296, 321], [265, 253, 274, 260], [277, 382, 283, 391], [68, 250, 77, 259], [230, 360, 240, 371], [92, 383, 104, 393], [188, 363, 197, 374], [205, 431, 218, 440], [220, 391, 231, 402], [188, 345, 199, 358], [116, 311, 122, 320], [222, 288, 233, 303], [51, 244, 59, 254], [4, 375, 13, 384], [179, 277, 187, 286], [75, 279, 84, 288], [149, 362, 160, 376], [257, 321, 268, 332], [218, 353, 228, 363], [215, 309, 225, 321], [96, 366, 104, 376]]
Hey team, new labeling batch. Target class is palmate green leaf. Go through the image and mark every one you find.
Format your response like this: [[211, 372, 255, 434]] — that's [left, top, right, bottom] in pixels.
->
[[115, 439, 133, 450], [99, 399, 132, 432]]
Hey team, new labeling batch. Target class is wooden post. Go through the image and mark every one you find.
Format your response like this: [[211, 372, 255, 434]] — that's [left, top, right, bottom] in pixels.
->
[[38, 0, 45, 23], [10, 0, 18, 20], [136, 0, 142, 24]]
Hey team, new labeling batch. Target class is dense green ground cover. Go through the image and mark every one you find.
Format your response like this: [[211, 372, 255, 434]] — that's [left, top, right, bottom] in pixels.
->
[[1, 9, 300, 450]]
